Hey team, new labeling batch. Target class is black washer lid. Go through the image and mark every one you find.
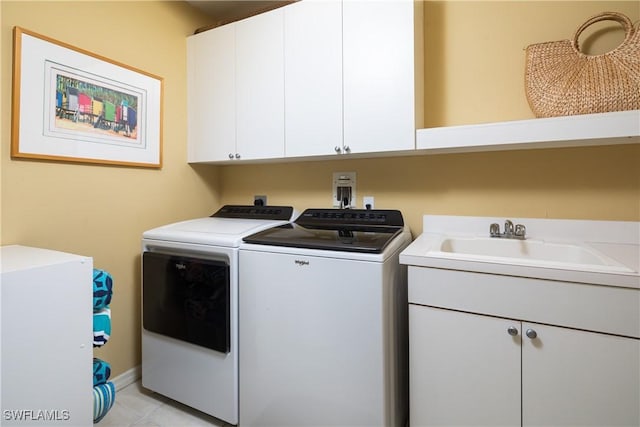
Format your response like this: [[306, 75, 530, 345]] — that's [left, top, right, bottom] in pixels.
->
[[242, 208, 406, 253], [211, 205, 294, 220], [295, 208, 404, 228]]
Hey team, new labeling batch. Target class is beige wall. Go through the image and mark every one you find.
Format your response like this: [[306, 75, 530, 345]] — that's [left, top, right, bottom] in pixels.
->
[[1, 1, 219, 376], [1, 1, 639, 379], [219, 144, 640, 240], [219, 0, 640, 235], [424, 1, 640, 127]]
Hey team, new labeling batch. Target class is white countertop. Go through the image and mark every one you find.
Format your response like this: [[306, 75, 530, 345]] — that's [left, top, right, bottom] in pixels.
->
[[400, 216, 640, 289]]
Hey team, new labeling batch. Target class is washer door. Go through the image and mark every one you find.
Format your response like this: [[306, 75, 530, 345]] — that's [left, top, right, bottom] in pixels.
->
[[142, 252, 230, 353]]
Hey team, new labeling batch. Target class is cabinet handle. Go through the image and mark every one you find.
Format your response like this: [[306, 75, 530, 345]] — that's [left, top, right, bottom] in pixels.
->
[[525, 329, 538, 339], [334, 146, 342, 154], [228, 153, 234, 159], [344, 145, 351, 153], [235, 153, 241, 159], [507, 326, 519, 336]]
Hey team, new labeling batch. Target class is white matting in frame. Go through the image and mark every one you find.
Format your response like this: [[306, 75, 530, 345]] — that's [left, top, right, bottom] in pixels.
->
[[12, 27, 163, 168]]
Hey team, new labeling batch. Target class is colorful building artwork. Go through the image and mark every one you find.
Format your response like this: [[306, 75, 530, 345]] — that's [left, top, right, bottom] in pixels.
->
[[55, 74, 139, 139]]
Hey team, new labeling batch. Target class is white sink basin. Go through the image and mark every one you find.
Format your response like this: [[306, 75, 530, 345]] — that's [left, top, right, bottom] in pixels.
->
[[430, 236, 634, 273]]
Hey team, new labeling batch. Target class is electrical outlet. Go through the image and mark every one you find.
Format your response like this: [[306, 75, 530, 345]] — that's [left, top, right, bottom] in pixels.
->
[[332, 172, 356, 208], [254, 195, 267, 206], [363, 196, 374, 210]]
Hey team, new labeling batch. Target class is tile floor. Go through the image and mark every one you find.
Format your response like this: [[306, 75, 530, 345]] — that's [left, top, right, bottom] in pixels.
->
[[98, 381, 232, 427]]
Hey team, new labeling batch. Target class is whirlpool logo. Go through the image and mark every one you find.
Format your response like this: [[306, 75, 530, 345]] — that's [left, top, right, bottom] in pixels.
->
[[294, 259, 310, 266]]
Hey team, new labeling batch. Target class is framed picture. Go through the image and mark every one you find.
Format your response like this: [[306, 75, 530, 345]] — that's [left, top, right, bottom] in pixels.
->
[[11, 27, 163, 168]]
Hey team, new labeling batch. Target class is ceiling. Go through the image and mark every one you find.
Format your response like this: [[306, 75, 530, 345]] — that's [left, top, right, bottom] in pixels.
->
[[185, 1, 294, 31]]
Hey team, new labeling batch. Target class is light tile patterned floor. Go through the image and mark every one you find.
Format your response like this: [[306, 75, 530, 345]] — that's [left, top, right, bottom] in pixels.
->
[[97, 381, 232, 427]]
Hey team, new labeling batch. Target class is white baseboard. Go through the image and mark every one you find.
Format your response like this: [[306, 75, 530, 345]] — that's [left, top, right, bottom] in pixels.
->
[[111, 365, 141, 391]]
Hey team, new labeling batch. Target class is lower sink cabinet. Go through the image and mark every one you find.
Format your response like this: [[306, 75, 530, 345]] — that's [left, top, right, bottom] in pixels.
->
[[409, 305, 640, 426]]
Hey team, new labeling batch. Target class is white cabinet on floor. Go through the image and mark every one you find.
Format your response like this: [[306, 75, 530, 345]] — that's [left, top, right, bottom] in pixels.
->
[[408, 267, 640, 427], [410, 305, 640, 427], [1, 245, 93, 426]]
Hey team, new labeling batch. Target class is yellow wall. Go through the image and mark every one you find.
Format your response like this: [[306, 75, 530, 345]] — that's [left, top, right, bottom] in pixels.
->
[[219, 144, 640, 241], [1, 0, 639, 379], [424, 1, 640, 127], [219, 0, 640, 235], [1, 1, 219, 376]]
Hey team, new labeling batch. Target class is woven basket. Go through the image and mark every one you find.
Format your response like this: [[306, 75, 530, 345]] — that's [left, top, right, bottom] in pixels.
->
[[525, 11, 640, 118]]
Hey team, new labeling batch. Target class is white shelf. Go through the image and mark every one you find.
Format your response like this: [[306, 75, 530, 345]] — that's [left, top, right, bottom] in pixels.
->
[[416, 110, 640, 154]]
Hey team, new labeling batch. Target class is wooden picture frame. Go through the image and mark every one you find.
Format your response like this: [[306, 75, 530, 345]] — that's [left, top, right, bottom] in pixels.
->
[[11, 27, 163, 168]]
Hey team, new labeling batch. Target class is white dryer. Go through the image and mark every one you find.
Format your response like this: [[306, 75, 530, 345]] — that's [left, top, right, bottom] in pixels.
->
[[141, 205, 295, 425]]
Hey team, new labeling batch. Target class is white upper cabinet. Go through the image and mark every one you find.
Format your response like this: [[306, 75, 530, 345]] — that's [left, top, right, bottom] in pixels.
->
[[286, 0, 420, 158], [187, 23, 236, 162], [187, 0, 422, 163], [187, 8, 285, 162], [343, 0, 419, 154], [284, 0, 343, 158], [236, 8, 285, 160]]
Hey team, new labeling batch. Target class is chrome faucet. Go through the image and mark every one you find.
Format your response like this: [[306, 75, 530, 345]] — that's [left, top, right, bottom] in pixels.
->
[[490, 219, 526, 239], [504, 220, 514, 236]]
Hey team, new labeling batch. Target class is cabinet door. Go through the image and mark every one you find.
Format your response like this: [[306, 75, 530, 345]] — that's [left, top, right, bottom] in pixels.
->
[[235, 8, 284, 160], [284, 0, 343, 157], [409, 305, 521, 427], [343, 0, 416, 154], [523, 323, 640, 426], [187, 24, 236, 162]]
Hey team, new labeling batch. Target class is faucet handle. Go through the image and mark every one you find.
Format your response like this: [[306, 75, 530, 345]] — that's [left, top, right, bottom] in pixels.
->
[[504, 219, 514, 235], [489, 223, 500, 237], [515, 224, 526, 238]]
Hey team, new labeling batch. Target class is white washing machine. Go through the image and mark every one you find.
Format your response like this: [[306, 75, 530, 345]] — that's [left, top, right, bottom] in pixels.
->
[[239, 208, 412, 427], [141, 205, 295, 425]]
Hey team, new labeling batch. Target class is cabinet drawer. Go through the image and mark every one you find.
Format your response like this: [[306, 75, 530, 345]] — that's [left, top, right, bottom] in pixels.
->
[[408, 266, 640, 338]]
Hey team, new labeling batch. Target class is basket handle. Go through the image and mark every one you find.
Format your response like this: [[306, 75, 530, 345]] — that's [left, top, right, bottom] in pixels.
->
[[572, 11, 635, 52]]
